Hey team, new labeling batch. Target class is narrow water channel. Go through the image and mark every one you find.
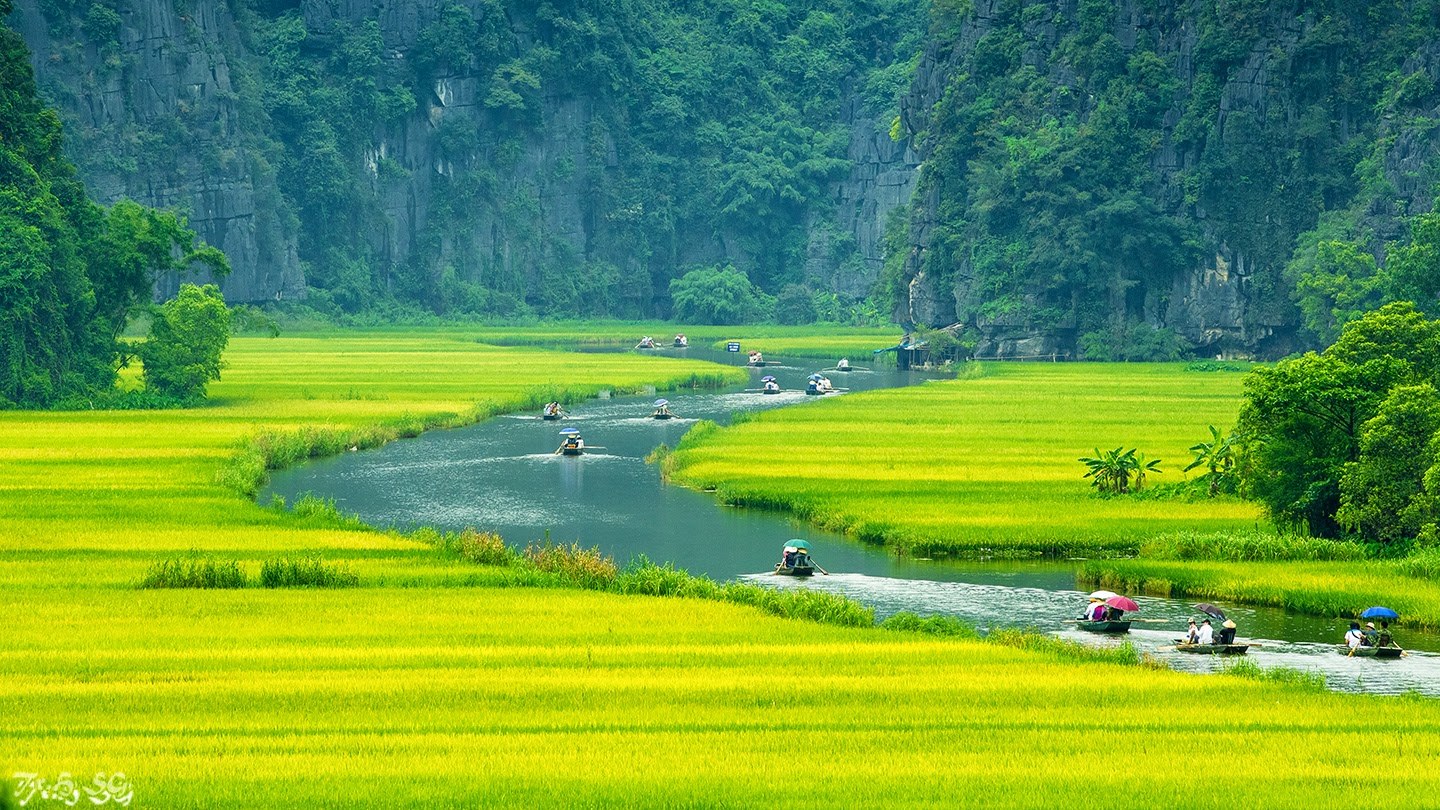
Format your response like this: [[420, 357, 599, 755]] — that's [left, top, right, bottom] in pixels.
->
[[266, 346, 1439, 696]]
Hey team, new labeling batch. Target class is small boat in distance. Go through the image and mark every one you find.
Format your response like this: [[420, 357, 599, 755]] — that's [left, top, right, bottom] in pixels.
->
[[1173, 641, 1250, 655], [673, 334, 688, 347], [760, 375, 780, 394], [1076, 592, 1138, 633], [1341, 646, 1404, 659], [836, 358, 851, 371], [747, 350, 766, 367], [651, 399, 677, 419], [775, 539, 825, 576], [1077, 620, 1132, 633], [636, 336, 657, 349], [541, 401, 565, 420], [556, 427, 585, 456]]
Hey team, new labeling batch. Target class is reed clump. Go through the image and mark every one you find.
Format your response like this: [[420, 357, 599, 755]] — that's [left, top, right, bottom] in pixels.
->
[[523, 541, 619, 589], [1139, 530, 1368, 562], [140, 557, 248, 589], [259, 556, 360, 588]]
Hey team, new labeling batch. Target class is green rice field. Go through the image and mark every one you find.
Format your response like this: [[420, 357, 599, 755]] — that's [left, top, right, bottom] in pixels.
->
[[7, 331, 1440, 807], [667, 362, 1263, 556]]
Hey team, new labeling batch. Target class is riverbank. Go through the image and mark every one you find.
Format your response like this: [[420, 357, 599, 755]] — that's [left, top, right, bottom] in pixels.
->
[[1081, 557, 1440, 631], [7, 331, 1440, 806]]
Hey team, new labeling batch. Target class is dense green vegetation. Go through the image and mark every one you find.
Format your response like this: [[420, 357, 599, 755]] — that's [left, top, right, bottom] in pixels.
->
[[43, 0, 924, 321], [1238, 303, 1440, 542], [888, 0, 1440, 356], [0, 13, 226, 406]]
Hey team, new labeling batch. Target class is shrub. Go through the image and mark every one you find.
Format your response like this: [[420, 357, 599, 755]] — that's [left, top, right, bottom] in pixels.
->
[[259, 556, 360, 588], [522, 541, 618, 589], [456, 529, 516, 566], [138, 283, 232, 402], [881, 612, 980, 638], [140, 557, 248, 589]]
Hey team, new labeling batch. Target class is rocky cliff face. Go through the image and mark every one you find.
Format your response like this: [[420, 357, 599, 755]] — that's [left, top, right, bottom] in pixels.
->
[[894, 0, 1440, 359], [9, 0, 917, 310], [10, 0, 304, 302]]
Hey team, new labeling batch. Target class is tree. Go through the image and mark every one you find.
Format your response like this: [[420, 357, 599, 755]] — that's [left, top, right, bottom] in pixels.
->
[[137, 284, 232, 402], [774, 284, 818, 324], [668, 265, 772, 325], [1238, 303, 1440, 537], [1079, 447, 1159, 495], [1184, 425, 1238, 497], [1336, 384, 1440, 543]]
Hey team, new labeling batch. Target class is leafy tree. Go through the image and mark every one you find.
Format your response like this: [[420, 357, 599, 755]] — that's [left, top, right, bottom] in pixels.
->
[[774, 284, 818, 325], [1337, 384, 1440, 543], [1184, 425, 1238, 497], [137, 284, 232, 402], [669, 265, 772, 325], [1079, 447, 1160, 495], [1239, 303, 1440, 537]]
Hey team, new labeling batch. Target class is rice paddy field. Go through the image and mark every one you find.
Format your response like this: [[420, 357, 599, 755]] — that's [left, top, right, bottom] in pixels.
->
[[667, 362, 1263, 555], [7, 331, 1440, 807]]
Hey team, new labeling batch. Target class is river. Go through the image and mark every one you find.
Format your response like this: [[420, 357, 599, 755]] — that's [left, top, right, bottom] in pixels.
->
[[265, 346, 1439, 696]]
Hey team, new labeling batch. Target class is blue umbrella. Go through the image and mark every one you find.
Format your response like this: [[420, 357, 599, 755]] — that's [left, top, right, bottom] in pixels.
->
[[559, 427, 580, 435], [809, 373, 824, 381], [761, 375, 776, 382], [654, 399, 669, 407], [1360, 606, 1399, 620]]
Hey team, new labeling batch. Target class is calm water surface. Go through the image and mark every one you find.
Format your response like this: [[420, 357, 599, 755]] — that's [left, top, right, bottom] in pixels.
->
[[267, 347, 1440, 695]]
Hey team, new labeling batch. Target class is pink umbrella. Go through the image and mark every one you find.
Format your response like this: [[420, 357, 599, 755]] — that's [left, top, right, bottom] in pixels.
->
[[1105, 595, 1140, 613]]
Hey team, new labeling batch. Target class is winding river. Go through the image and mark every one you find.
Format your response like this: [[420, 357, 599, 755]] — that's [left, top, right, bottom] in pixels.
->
[[266, 346, 1440, 696]]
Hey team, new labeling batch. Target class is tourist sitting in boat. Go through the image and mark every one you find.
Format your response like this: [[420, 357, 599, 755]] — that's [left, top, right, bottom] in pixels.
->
[[1378, 621, 1395, 647], [558, 430, 585, 455], [1089, 601, 1106, 622], [837, 358, 850, 370], [1196, 619, 1214, 644], [637, 336, 656, 349], [1363, 622, 1380, 646], [1217, 620, 1237, 645], [762, 379, 781, 394], [652, 401, 675, 418], [673, 334, 688, 347], [1102, 605, 1125, 622], [1186, 619, 1199, 644], [748, 351, 764, 365], [1345, 621, 1364, 650], [542, 401, 563, 419]]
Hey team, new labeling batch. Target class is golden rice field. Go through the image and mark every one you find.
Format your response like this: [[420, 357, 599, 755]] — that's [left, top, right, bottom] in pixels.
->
[[448, 321, 899, 358], [7, 331, 1440, 807], [667, 362, 1263, 556]]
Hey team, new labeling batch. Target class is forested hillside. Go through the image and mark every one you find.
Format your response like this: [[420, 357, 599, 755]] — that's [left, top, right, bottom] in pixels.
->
[[889, 0, 1440, 359], [9, 0, 924, 321], [8, 0, 1440, 353]]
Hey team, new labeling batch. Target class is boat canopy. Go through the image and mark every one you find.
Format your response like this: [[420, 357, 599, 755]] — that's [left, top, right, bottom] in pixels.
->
[[784, 539, 811, 551], [559, 428, 580, 435]]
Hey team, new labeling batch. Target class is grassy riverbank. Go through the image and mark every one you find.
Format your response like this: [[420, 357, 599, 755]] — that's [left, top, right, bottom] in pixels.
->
[[1081, 557, 1440, 631], [666, 362, 1262, 556], [7, 331, 1440, 806]]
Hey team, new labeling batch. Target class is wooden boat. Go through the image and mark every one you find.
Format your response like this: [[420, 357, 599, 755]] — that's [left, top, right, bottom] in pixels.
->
[[652, 413, 675, 420], [1341, 645, 1404, 659], [1076, 620, 1131, 633], [1173, 641, 1250, 655], [560, 446, 584, 456], [542, 413, 563, 421], [774, 563, 815, 577]]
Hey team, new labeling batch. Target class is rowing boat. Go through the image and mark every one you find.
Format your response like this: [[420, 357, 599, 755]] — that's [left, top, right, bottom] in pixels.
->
[[1172, 641, 1250, 655], [774, 564, 815, 577], [1341, 645, 1404, 659], [1076, 620, 1131, 633]]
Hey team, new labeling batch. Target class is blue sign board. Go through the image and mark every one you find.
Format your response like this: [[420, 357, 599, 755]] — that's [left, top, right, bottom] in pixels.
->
[[726, 342, 741, 352]]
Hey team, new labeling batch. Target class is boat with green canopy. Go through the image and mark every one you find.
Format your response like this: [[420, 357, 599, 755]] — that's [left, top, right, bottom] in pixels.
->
[[775, 539, 823, 576]]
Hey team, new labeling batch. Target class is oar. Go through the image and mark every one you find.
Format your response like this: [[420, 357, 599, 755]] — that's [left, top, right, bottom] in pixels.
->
[[812, 561, 829, 575]]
